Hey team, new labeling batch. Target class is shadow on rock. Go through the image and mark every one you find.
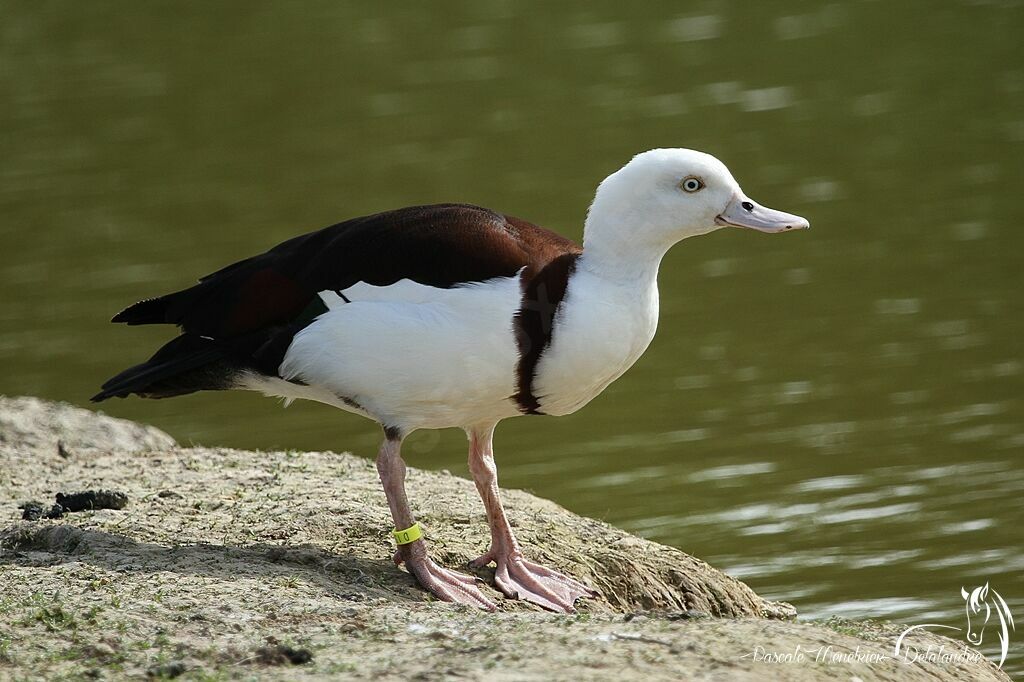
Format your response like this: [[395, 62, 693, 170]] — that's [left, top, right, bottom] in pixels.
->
[[0, 523, 429, 603]]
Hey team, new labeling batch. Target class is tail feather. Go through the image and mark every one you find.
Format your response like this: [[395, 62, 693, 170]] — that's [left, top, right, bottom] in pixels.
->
[[91, 334, 236, 401]]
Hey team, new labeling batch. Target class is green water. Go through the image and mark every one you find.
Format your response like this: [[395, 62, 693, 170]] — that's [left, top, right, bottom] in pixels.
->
[[2, 1, 1022, 674]]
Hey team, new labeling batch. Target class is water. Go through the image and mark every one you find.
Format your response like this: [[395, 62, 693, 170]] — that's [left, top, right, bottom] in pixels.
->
[[2, 1, 1022, 674]]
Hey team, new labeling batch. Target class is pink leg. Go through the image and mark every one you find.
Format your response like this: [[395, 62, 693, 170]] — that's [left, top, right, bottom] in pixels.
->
[[376, 437, 495, 610], [466, 424, 597, 613]]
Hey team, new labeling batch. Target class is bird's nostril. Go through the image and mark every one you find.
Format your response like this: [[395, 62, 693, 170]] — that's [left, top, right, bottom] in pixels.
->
[[741, 201, 754, 212]]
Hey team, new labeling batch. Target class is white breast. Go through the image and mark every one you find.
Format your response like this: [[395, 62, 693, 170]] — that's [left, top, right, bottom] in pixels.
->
[[532, 266, 659, 416]]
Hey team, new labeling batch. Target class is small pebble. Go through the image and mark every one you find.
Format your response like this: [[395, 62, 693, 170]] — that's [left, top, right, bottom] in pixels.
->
[[56, 490, 128, 512], [18, 501, 44, 521], [255, 644, 314, 665]]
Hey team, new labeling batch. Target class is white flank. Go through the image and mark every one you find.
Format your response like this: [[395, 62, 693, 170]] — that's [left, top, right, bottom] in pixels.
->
[[275, 275, 524, 431]]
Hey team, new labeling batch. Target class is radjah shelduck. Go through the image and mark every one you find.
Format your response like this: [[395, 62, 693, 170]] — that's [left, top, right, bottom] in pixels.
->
[[94, 148, 809, 612]]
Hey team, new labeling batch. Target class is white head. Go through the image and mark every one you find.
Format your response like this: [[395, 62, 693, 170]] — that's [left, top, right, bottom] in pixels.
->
[[584, 148, 808, 259]]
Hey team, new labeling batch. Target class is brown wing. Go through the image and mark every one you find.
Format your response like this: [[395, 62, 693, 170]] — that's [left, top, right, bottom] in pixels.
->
[[95, 204, 580, 401], [114, 203, 579, 338]]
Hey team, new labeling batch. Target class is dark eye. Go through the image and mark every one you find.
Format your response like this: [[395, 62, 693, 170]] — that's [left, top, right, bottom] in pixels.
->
[[680, 177, 704, 193]]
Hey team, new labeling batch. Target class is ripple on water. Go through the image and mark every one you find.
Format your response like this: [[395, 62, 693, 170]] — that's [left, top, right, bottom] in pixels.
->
[[798, 177, 843, 202], [733, 366, 761, 382], [624, 514, 694, 536], [852, 92, 894, 117], [829, 489, 905, 509], [816, 502, 921, 525], [567, 428, 710, 460], [993, 360, 1022, 377], [938, 402, 1006, 424], [639, 93, 689, 118], [697, 408, 729, 423], [690, 501, 822, 526], [699, 258, 737, 277], [664, 428, 710, 443], [926, 549, 1009, 570], [874, 298, 921, 315], [664, 15, 723, 42], [941, 333, 987, 350], [877, 341, 919, 364], [738, 522, 795, 537], [924, 319, 969, 337], [404, 56, 499, 84], [566, 22, 624, 49], [740, 86, 795, 112], [356, 18, 388, 44], [764, 421, 858, 450], [688, 461, 776, 482], [367, 92, 410, 117], [699, 342, 727, 361], [674, 374, 712, 390], [846, 549, 924, 570], [889, 389, 930, 405], [809, 597, 933, 620], [774, 15, 817, 41], [784, 268, 811, 285], [773, 380, 813, 404], [1005, 120, 1024, 142], [699, 81, 743, 106], [940, 519, 995, 534], [726, 550, 845, 580], [1000, 433, 1024, 449], [772, 5, 846, 41], [793, 474, 869, 493], [949, 424, 1006, 443], [578, 464, 672, 489], [889, 484, 928, 497], [450, 25, 494, 52], [950, 221, 989, 241]]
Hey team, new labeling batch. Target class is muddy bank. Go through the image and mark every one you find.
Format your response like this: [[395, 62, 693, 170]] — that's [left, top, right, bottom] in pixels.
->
[[0, 397, 1009, 680]]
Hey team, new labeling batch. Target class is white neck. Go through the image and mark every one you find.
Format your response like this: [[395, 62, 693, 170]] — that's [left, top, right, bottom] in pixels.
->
[[579, 204, 672, 287], [530, 206, 668, 417]]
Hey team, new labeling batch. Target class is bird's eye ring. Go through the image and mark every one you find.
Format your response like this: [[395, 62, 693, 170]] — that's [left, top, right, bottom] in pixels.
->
[[680, 177, 704, 193]]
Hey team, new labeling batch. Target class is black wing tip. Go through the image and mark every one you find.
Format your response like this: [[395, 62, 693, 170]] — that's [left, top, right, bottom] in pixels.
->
[[111, 296, 172, 325], [91, 379, 133, 401], [90, 382, 132, 401]]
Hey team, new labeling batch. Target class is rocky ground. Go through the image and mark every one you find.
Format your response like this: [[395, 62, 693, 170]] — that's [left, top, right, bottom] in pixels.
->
[[0, 396, 1010, 681]]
